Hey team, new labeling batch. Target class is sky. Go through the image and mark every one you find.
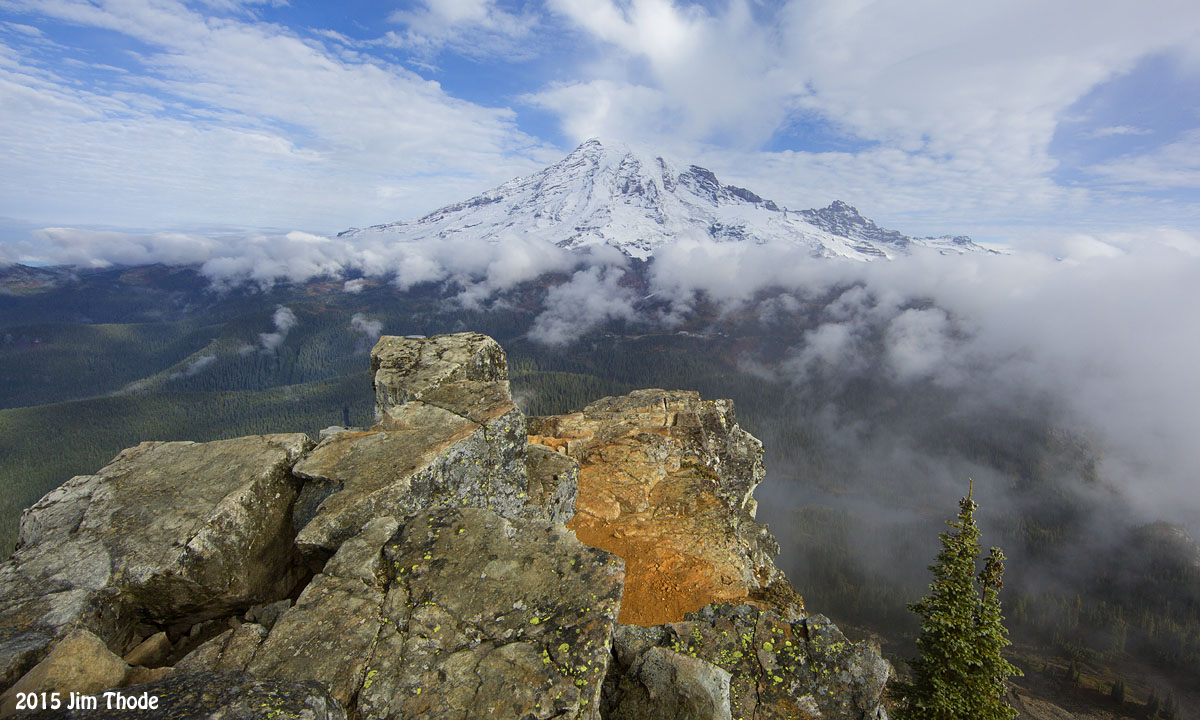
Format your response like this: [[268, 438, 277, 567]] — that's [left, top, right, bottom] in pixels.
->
[[1, 0, 1199, 255], [1, 0, 1199, 601]]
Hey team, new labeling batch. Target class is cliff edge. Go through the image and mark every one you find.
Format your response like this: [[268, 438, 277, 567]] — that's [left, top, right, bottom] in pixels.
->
[[0, 332, 889, 719]]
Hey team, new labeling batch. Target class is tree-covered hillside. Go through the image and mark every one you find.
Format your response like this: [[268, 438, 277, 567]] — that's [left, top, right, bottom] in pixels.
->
[[1, 263, 1196, 714]]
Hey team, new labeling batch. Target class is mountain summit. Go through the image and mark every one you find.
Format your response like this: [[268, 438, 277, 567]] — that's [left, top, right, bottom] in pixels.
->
[[341, 139, 990, 260]]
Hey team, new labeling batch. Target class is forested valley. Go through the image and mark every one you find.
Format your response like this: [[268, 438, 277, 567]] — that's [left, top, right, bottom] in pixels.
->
[[2, 262, 1197, 716]]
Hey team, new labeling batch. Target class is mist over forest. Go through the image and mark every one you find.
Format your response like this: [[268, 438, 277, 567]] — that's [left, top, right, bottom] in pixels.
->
[[3, 231, 1198, 709]]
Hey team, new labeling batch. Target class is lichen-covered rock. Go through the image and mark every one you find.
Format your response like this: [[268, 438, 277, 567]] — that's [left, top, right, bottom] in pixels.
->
[[607, 605, 890, 720], [0, 434, 311, 688], [293, 336, 539, 557], [529, 389, 800, 625], [292, 398, 531, 556], [356, 507, 623, 720], [180, 508, 624, 719], [0, 331, 892, 718], [16, 670, 346, 719], [605, 646, 733, 720], [245, 517, 399, 705], [122, 631, 170, 668], [524, 442, 580, 525], [370, 332, 507, 418]]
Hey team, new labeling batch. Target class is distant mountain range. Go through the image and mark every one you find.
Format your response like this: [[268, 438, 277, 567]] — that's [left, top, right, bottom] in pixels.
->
[[340, 138, 994, 261]]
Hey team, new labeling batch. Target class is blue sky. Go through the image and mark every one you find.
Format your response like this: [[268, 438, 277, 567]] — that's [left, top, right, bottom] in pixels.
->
[[1, 0, 1199, 259]]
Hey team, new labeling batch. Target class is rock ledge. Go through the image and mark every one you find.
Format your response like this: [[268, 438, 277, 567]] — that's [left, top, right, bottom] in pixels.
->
[[0, 333, 888, 719]]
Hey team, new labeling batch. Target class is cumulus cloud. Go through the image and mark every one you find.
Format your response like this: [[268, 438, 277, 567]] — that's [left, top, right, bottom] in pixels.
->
[[535, 0, 1200, 230], [528, 265, 639, 345], [539, 0, 788, 147], [258, 305, 297, 352], [342, 278, 367, 293]]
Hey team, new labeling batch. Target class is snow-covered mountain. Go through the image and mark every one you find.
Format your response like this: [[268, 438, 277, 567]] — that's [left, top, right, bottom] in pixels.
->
[[340, 139, 992, 261]]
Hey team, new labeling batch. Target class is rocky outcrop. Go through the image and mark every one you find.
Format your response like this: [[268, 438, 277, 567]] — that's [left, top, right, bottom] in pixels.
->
[[0, 434, 311, 689], [605, 607, 890, 720], [529, 389, 803, 626], [0, 332, 888, 719], [292, 334, 537, 558]]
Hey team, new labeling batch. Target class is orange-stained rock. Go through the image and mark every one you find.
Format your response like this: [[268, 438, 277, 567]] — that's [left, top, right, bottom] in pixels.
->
[[529, 389, 803, 626]]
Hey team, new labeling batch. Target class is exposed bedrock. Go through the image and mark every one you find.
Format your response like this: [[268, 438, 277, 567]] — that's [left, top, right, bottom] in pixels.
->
[[0, 332, 888, 719]]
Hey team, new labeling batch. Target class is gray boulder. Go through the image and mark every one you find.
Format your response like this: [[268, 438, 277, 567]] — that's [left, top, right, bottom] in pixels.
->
[[607, 605, 891, 720], [176, 507, 625, 719], [293, 334, 555, 558], [605, 646, 733, 720], [523, 442, 580, 525], [0, 434, 311, 687], [370, 332, 507, 418]]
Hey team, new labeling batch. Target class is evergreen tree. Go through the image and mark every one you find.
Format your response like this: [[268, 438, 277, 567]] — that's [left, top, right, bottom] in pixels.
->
[[972, 546, 1021, 718], [898, 481, 1021, 720]]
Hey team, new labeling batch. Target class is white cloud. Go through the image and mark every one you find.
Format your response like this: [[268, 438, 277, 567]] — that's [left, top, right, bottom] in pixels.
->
[[884, 307, 959, 385], [644, 230, 1200, 525], [169, 353, 217, 380], [1083, 125, 1153, 140], [541, 0, 788, 146], [258, 305, 297, 352], [523, 80, 674, 146], [0, 0, 552, 231], [1085, 129, 1200, 190], [349, 312, 383, 341], [386, 0, 539, 59], [528, 265, 638, 345], [18, 228, 217, 268], [782, 321, 862, 383]]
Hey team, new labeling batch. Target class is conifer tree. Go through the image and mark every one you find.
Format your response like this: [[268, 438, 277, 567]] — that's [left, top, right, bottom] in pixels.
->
[[972, 546, 1021, 719], [898, 481, 1021, 720]]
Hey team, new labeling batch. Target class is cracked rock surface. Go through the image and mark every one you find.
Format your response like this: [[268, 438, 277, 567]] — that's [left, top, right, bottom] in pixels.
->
[[179, 508, 624, 720], [607, 605, 891, 720], [529, 389, 803, 626], [0, 434, 311, 687], [0, 332, 890, 720], [292, 337, 536, 559], [370, 332, 507, 418]]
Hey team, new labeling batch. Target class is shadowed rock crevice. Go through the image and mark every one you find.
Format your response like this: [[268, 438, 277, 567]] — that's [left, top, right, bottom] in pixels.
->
[[0, 332, 889, 720]]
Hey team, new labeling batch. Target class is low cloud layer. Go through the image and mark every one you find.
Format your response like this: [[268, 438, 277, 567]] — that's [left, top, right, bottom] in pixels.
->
[[168, 353, 216, 381], [655, 234, 1200, 532], [5, 219, 1197, 531]]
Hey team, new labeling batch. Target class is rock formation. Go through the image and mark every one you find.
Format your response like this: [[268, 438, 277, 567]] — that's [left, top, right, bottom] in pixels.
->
[[0, 332, 889, 719]]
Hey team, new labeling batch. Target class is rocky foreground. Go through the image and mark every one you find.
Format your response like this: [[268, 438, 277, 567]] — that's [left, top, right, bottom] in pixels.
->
[[0, 332, 889, 719]]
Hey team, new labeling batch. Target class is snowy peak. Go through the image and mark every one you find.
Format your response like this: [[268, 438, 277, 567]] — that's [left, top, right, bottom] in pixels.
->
[[343, 139, 990, 261], [799, 201, 909, 249]]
